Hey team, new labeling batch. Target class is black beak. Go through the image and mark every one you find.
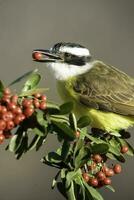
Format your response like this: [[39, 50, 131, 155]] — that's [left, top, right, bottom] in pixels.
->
[[32, 49, 62, 62]]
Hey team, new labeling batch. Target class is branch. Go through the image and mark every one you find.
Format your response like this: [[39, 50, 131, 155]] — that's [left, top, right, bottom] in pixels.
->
[[0, 70, 133, 200]]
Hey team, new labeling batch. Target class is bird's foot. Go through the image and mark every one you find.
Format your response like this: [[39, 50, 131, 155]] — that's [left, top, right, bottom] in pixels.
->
[[91, 128, 113, 139], [119, 129, 131, 139], [91, 128, 107, 136]]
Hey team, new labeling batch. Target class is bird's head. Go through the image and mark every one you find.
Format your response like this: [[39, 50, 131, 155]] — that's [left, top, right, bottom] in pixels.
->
[[32, 42, 93, 80]]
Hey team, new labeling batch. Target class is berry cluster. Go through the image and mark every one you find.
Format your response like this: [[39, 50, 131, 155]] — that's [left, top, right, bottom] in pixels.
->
[[0, 88, 47, 144], [82, 154, 122, 188]]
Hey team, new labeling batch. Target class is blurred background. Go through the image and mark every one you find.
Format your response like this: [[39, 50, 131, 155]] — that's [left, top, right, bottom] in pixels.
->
[[0, 0, 134, 199]]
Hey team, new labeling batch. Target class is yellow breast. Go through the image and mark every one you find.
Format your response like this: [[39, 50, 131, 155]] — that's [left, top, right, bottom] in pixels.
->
[[57, 80, 134, 132]]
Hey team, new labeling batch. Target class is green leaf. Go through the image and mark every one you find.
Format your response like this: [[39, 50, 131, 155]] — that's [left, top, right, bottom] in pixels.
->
[[105, 185, 115, 192], [87, 135, 121, 156], [15, 133, 28, 159], [109, 138, 121, 156], [80, 128, 88, 139], [28, 135, 41, 151], [85, 188, 94, 200], [83, 182, 104, 200], [0, 80, 4, 99], [73, 175, 83, 186], [76, 179, 86, 200], [36, 110, 48, 128], [74, 139, 84, 157], [108, 144, 121, 156], [22, 72, 41, 92], [109, 137, 120, 147], [69, 113, 77, 131], [9, 70, 35, 86], [53, 121, 75, 141], [66, 176, 76, 200], [46, 152, 62, 164], [90, 143, 109, 154], [57, 182, 67, 198], [50, 114, 69, 124], [106, 153, 116, 160], [60, 102, 74, 115], [66, 170, 81, 182], [45, 102, 60, 114], [52, 170, 61, 189], [86, 135, 105, 144], [19, 88, 48, 97], [61, 141, 71, 161], [9, 135, 21, 152], [8, 128, 23, 152], [77, 116, 91, 128], [74, 147, 90, 169], [36, 137, 46, 151], [33, 127, 45, 137], [61, 168, 67, 179]]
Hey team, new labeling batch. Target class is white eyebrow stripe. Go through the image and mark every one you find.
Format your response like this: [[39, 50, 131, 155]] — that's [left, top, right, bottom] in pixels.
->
[[60, 47, 90, 56]]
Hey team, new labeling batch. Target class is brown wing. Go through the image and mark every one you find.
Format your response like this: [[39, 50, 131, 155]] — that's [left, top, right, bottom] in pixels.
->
[[73, 61, 134, 116]]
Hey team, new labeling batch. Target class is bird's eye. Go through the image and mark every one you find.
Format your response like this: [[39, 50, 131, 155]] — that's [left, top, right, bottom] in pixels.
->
[[65, 53, 72, 59]]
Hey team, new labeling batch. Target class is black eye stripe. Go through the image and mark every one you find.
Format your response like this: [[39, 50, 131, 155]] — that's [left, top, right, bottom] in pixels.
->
[[64, 55, 91, 66], [65, 53, 86, 59], [64, 52, 71, 57], [51, 42, 91, 66]]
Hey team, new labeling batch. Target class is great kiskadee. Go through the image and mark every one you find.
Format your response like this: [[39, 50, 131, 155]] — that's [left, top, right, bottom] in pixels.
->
[[32, 42, 134, 133]]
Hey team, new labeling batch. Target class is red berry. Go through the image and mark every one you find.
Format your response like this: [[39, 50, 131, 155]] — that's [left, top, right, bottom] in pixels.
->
[[8, 102, 17, 111], [14, 115, 22, 125], [0, 133, 5, 144], [33, 99, 40, 108], [13, 106, 22, 115], [22, 99, 33, 108], [33, 52, 42, 60], [34, 93, 41, 98], [90, 178, 98, 187], [4, 88, 11, 95], [40, 101, 47, 110], [88, 162, 97, 171], [103, 178, 112, 185], [20, 114, 25, 121], [0, 105, 2, 112], [0, 120, 6, 130], [2, 96, 10, 104], [11, 95, 18, 103], [41, 95, 47, 101], [75, 131, 80, 138], [93, 154, 103, 163], [113, 164, 122, 174], [2, 111, 14, 121], [96, 171, 106, 181], [6, 120, 15, 130], [121, 146, 129, 154], [0, 106, 7, 114], [82, 173, 90, 183], [24, 107, 34, 118], [14, 114, 25, 125], [102, 166, 109, 174], [105, 169, 114, 177]]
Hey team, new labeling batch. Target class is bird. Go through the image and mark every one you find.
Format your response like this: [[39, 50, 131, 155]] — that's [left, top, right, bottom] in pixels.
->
[[32, 42, 134, 133]]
